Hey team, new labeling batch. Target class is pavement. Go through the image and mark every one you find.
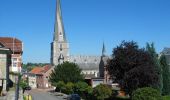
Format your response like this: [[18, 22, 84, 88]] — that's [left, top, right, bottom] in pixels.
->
[[0, 89, 23, 100], [27, 89, 66, 100]]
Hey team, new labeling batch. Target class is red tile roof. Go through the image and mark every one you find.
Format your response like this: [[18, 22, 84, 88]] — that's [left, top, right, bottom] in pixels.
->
[[30, 65, 52, 75], [30, 67, 43, 75], [0, 37, 23, 53], [43, 65, 51, 72]]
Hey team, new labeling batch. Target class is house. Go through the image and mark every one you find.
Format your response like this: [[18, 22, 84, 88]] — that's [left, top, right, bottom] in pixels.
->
[[0, 37, 23, 73], [28, 65, 53, 89], [0, 42, 12, 93]]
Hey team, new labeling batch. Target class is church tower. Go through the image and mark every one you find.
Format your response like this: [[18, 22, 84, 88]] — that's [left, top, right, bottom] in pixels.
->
[[51, 0, 69, 65], [99, 42, 108, 77]]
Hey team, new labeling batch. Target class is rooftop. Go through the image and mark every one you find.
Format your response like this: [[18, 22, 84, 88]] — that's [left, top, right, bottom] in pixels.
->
[[0, 37, 23, 53]]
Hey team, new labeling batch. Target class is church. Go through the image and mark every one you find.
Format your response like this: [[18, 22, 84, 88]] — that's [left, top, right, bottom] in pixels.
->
[[51, 0, 111, 85]]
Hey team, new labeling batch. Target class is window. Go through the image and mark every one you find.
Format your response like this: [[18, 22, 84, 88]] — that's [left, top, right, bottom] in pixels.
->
[[13, 62, 17, 67], [59, 44, 62, 51], [13, 58, 17, 62]]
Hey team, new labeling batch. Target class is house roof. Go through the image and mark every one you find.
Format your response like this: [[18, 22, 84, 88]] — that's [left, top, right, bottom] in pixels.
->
[[30, 65, 52, 75], [43, 65, 51, 72], [30, 67, 43, 75], [0, 37, 23, 53], [161, 48, 170, 54]]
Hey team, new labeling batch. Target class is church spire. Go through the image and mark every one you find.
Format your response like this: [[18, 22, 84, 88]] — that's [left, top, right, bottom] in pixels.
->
[[54, 0, 67, 41], [102, 42, 106, 56]]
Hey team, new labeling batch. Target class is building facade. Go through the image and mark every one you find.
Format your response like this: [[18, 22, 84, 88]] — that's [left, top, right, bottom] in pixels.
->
[[0, 37, 23, 73], [0, 43, 11, 92], [28, 65, 52, 89], [51, 0, 110, 82]]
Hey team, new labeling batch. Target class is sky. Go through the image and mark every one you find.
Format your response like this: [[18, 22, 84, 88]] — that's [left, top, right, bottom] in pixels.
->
[[0, 0, 170, 63]]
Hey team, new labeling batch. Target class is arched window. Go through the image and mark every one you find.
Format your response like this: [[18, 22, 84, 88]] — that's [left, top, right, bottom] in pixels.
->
[[60, 44, 62, 51]]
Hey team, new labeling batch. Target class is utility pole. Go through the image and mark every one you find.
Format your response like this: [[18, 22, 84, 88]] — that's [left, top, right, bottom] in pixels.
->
[[15, 75, 19, 100]]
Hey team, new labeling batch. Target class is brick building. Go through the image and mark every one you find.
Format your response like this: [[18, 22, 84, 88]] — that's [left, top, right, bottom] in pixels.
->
[[28, 65, 53, 89]]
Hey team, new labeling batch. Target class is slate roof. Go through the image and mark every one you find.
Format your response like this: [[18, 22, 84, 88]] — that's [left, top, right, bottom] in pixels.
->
[[70, 55, 101, 70], [0, 37, 23, 53], [77, 63, 99, 70], [161, 48, 170, 55], [161, 48, 170, 65]]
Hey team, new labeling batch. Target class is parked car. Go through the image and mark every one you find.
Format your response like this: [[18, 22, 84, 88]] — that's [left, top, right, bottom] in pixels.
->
[[67, 94, 80, 100]]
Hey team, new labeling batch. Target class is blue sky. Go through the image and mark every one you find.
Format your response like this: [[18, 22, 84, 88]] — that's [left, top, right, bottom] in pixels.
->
[[0, 0, 170, 63]]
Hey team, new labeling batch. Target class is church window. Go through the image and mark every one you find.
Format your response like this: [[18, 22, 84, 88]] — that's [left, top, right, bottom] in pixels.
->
[[60, 44, 62, 48], [84, 59, 87, 63], [60, 44, 62, 51]]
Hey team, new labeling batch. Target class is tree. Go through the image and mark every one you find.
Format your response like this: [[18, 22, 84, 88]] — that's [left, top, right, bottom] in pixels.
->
[[49, 62, 84, 84], [93, 84, 112, 100], [108, 41, 159, 94], [19, 79, 28, 94], [146, 43, 163, 93], [132, 87, 162, 100], [159, 55, 170, 95]]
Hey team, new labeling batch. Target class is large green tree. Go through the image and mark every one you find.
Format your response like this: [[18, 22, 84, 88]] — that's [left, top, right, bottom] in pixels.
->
[[146, 43, 163, 93], [49, 62, 84, 84], [108, 41, 159, 94], [159, 55, 170, 95]]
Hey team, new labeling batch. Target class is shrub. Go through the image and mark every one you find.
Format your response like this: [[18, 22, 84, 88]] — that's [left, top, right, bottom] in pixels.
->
[[162, 95, 170, 100], [93, 84, 112, 100], [74, 81, 89, 99], [54, 81, 65, 92], [132, 87, 162, 100], [64, 82, 74, 94]]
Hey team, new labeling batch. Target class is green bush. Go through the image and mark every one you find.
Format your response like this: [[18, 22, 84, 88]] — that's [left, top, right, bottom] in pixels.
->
[[54, 81, 65, 92], [163, 95, 170, 100], [132, 87, 162, 100], [64, 82, 74, 94], [93, 84, 112, 100], [74, 81, 89, 99]]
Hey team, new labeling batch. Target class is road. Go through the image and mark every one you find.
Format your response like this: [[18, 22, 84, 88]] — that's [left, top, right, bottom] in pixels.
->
[[28, 89, 65, 100]]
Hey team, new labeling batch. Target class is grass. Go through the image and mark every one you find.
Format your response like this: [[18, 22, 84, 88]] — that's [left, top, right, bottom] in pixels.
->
[[162, 95, 170, 100]]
